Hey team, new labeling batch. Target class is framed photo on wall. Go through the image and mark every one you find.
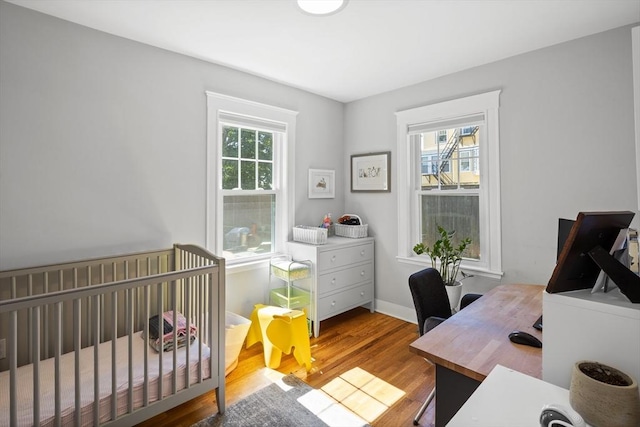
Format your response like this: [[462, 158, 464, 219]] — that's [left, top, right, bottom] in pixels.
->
[[308, 169, 335, 199], [351, 151, 391, 192]]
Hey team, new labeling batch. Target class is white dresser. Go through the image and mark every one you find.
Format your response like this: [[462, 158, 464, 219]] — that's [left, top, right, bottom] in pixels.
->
[[287, 236, 374, 337]]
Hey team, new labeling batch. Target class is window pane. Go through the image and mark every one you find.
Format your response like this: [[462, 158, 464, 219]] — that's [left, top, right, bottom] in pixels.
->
[[258, 132, 273, 161], [241, 129, 256, 159], [223, 194, 275, 257], [222, 159, 238, 190], [420, 126, 481, 190], [420, 194, 480, 260], [222, 126, 238, 157], [258, 161, 272, 190], [241, 160, 255, 190]]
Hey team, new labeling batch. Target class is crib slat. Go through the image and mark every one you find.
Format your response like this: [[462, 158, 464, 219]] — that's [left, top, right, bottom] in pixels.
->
[[185, 276, 191, 390], [127, 288, 135, 414], [54, 301, 62, 426], [32, 306, 41, 425], [93, 294, 100, 427], [157, 278, 164, 401], [171, 283, 178, 395], [111, 290, 118, 421], [143, 281, 150, 407], [9, 310, 18, 427], [74, 298, 81, 427]]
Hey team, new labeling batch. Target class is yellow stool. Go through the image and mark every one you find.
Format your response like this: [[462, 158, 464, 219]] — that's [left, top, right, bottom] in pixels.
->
[[246, 304, 312, 371]]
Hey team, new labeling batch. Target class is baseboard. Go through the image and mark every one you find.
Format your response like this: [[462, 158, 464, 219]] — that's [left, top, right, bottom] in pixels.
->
[[373, 298, 417, 325]]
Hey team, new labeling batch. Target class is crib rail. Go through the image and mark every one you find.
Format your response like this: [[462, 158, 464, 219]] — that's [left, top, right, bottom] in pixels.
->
[[0, 244, 225, 426]]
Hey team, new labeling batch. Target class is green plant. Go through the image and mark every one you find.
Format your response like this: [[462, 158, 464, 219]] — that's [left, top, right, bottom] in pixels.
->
[[413, 225, 472, 285]]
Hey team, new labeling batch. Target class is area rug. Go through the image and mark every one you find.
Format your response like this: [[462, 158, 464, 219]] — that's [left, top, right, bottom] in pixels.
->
[[192, 374, 370, 427]]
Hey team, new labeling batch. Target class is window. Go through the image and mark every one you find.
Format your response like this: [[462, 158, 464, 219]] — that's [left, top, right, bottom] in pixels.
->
[[206, 92, 297, 264], [395, 90, 502, 278]]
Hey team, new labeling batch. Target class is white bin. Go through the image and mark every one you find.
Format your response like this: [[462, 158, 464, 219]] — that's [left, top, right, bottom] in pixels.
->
[[225, 311, 251, 376]]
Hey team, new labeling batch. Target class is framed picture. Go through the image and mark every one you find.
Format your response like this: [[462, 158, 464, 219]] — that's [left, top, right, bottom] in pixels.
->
[[351, 151, 391, 192], [308, 169, 335, 199]]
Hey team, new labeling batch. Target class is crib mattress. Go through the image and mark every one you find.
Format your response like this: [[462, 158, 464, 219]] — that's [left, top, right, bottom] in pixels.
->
[[0, 332, 211, 427]]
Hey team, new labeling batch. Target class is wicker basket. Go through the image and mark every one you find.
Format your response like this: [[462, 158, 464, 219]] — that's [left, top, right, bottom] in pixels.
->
[[293, 226, 328, 245], [334, 214, 368, 238]]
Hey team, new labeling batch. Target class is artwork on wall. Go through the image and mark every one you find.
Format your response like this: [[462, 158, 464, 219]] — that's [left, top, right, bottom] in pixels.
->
[[351, 151, 391, 192], [308, 169, 335, 199]]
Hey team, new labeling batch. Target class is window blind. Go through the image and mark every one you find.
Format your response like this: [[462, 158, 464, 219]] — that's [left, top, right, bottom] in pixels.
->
[[407, 113, 485, 135], [218, 111, 287, 133]]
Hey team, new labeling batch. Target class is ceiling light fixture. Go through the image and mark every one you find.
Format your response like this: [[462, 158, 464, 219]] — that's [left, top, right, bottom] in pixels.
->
[[297, 0, 348, 16]]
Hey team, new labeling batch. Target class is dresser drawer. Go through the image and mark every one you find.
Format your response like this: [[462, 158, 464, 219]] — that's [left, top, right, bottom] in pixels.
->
[[318, 242, 373, 271], [318, 284, 373, 319], [317, 263, 373, 296]]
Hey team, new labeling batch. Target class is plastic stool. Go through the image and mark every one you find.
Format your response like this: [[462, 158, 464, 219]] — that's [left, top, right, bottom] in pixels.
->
[[246, 304, 312, 371]]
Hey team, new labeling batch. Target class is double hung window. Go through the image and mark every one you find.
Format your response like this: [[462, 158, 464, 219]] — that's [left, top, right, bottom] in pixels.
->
[[396, 91, 502, 278], [206, 92, 297, 264]]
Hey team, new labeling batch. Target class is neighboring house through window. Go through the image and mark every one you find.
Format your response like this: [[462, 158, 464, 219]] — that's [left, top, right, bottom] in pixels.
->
[[395, 90, 503, 278], [206, 92, 297, 264]]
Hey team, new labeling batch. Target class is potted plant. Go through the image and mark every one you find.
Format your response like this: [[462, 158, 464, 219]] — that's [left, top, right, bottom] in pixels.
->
[[413, 225, 472, 309]]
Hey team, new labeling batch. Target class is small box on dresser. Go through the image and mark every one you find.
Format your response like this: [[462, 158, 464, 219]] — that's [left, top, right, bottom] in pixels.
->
[[287, 236, 374, 337]]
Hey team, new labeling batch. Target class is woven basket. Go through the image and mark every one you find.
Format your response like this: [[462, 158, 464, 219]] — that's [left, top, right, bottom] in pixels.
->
[[334, 214, 368, 238], [293, 226, 328, 245]]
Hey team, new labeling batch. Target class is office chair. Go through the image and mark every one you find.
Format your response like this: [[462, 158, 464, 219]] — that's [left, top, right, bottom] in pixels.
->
[[408, 267, 482, 425]]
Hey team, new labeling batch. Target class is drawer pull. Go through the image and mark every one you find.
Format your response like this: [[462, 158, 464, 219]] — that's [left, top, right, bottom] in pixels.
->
[[331, 255, 336, 263], [360, 270, 365, 276], [360, 292, 365, 297], [331, 300, 336, 307], [331, 278, 336, 285], [360, 250, 365, 256]]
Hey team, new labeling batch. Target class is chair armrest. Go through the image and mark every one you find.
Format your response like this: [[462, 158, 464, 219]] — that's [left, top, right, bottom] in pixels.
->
[[424, 316, 447, 334], [460, 293, 482, 310]]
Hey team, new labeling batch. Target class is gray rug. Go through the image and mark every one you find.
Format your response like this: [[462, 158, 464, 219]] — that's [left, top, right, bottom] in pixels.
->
[[192, 375, 329, 427]]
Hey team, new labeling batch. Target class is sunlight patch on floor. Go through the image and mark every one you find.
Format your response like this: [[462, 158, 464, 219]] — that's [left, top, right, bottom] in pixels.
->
[[304, 366, 406, 424]]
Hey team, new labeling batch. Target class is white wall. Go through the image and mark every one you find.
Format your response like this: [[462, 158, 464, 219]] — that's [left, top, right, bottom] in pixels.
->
[[0, 1, 344, 317], [344, 24, 640, 318]]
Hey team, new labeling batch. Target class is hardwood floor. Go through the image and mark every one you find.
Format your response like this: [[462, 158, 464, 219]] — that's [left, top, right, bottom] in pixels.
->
[[136, 308, 435, 427]]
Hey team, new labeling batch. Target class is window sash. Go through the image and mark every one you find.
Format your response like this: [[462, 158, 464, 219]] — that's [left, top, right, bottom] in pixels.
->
[[206, 91, 297, 265], [396, 90, 502, 278]]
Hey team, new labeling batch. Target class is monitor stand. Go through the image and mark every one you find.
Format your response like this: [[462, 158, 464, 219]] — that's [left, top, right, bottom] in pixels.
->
[[589, 245, 640, 303]]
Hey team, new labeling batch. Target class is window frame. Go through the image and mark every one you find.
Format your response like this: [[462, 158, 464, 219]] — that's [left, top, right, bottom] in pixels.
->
[[206, 91, 297, 266], [395, 90, 503, 279]]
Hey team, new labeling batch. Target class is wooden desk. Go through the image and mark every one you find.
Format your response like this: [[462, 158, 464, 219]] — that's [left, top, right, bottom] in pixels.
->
[[409, 284, 544, 426]]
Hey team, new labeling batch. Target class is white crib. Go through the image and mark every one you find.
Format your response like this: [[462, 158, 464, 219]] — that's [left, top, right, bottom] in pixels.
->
[[0, 244, 225, 426]]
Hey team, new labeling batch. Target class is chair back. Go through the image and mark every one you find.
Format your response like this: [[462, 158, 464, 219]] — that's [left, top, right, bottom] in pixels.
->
[[409, 268, 452, 336]]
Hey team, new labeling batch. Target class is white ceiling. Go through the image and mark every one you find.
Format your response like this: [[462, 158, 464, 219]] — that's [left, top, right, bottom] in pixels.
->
[[7, 0, 640, 103]]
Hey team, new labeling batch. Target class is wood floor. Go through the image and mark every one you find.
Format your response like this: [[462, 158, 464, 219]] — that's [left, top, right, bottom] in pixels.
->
[[136, 307, 436, 427]]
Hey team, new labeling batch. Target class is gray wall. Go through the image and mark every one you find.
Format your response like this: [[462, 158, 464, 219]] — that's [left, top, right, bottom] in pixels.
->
[[0, 1, 344, 317], [1, 1, 638, 320], [345, 24, 639, 319]]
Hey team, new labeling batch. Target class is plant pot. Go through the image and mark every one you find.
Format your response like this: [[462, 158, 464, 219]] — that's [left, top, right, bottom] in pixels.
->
[[569, 360, 640, 427], [445, 281, 463, 311]]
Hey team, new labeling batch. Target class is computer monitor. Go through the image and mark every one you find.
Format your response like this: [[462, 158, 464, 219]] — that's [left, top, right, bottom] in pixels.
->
[[547, 211, 640, 303]]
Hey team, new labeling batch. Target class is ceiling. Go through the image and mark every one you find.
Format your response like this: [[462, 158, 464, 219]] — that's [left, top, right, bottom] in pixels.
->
[[6, 0, 640, 103]]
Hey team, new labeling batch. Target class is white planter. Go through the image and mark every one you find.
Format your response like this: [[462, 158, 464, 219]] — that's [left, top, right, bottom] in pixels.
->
[[445, 281, 463, 311]]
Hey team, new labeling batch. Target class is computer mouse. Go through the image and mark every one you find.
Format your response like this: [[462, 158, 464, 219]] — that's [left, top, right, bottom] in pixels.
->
[[509, 330, 542, 348]]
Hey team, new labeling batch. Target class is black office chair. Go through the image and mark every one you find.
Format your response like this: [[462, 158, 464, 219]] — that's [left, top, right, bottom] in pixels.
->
[[408, 267, 482, 425]]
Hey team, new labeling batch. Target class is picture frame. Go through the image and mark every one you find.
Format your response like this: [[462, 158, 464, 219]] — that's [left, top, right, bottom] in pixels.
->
[[351, 151, 391, 192], [308, 169, 335, 199]]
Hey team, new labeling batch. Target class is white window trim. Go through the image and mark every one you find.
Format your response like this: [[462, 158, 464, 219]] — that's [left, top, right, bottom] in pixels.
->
[[395, 90, 503, 279], [206, 91, 298, 266]]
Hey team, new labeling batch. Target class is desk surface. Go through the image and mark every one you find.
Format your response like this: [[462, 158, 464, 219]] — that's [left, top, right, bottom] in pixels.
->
[[447, 364, 573, 427], [409, 283, 544, 382]]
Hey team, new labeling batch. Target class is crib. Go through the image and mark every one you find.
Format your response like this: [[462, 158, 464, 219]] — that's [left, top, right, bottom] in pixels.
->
[[0, 244, 225, 427]]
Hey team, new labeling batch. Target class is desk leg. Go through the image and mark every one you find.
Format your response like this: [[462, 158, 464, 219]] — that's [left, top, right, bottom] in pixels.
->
[[434, 365, 481, 427]]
